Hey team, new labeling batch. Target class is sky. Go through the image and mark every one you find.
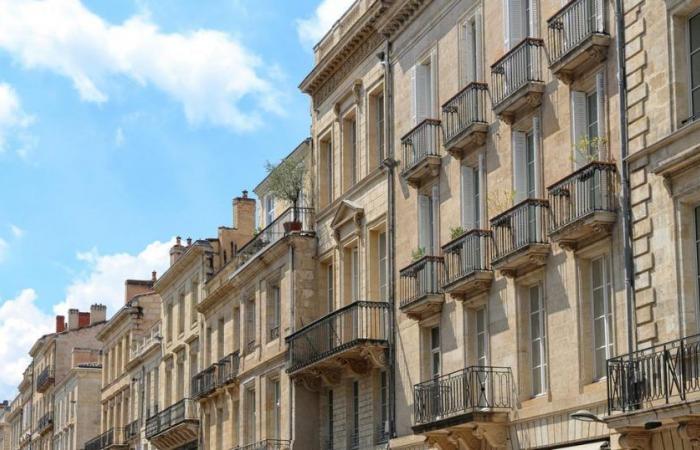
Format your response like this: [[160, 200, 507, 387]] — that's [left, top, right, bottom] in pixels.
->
[[0, 0, 355, 401]]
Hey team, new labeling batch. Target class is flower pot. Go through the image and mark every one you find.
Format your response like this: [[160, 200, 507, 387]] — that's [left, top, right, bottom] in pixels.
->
[[284, 221, 302, 233]]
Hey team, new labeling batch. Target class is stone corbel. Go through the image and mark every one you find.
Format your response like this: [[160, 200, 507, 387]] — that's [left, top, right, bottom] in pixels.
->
[[618, 430, 651, 450], [360, 346, 388, 368], [353, 79, 363, 106], [425, 433, 457, 450], [295, 373, 322, 393], [448, 428, 480, 450], [471, 422, 508, 449], [678, 421, 700, 448]]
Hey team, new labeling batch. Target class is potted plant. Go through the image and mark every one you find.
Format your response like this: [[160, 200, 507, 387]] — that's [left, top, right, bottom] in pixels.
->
[[265, 155, 307, 233]]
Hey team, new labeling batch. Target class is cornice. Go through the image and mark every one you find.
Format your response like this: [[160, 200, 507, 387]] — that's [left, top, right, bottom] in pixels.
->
[[154, 243, 209, 294]]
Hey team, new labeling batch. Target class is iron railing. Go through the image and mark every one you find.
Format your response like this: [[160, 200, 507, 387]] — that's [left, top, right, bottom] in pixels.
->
[[191, 364, 217, 399], [36, 366, 54, 392], [234, 207, 314, 270], [233, 439, 292, 450], [130, 323, 162, 360], [85, 428, 126, 450], [145, 398, 198, 439], [399, 256, 445, 309], [547, 0, 607, 64], [37, 411, 53, 432], [400, 119, 442, 175], [125, 419, 139, 441], [217, 352, 240, 386], [287, 301, 391, 373], [548, 161, 617, 234], [491, 38, 545, 108], [608, 334, 700, 413], [413, 366, 513, 426], [442, 229, 492, 289], [490, 199, 549, 264], [442, 83, 488, 145]]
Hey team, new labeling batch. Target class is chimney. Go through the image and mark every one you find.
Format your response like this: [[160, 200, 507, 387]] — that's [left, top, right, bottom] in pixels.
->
[[169, 236, 185, 266], [233, 191, 256, 235], [55, 315, 65, 333], [67, 309, 79, 330], [186, 237, 192, 246], [152, 271, 157, 282], [90, 304, 107, 325], [78, 312, 90, 328], [125, 279, 154, 304]]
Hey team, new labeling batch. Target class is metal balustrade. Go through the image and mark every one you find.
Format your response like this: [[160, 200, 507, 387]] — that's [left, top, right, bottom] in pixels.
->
[[85, 428, 126, 450], [608, 334, 700, 413], [548, 0, 607, 64], [124, 420, 139, 441], [232, 439, 292, 450], [145, 399, 198, 439], [548, 162, 617, 234], [491, 38, 545, 108], [400, 119, 442, 176], [442, 83, 488, 145], [287, 301, 391, 373], [399, 256, 444, 309], [413, 366, 513, 428], [490, 199, 550, 264], [217, 352, 240, 386], [36, 366, 54, 392], [191, 365, 217, 399], [37, 411, 53, 432], [442, 229, 492, 289]]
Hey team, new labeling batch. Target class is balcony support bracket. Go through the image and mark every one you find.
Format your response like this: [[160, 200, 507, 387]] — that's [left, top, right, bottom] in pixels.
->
[[470, 422, 508, 449], [425, 432, 457, 450], [677, 419, 700, 448], [618, 429, 651, 450], [360, 346, 388, 369]]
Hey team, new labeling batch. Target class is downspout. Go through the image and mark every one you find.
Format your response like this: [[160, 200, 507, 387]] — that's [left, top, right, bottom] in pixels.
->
[[288, 244, 295, 446], [614, 0, 636, 355]]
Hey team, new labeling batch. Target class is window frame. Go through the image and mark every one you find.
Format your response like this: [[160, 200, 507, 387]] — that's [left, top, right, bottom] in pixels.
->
[[529, 283, 548, 396], [591, 255, 614, 380], [689, 11, 700, 120]]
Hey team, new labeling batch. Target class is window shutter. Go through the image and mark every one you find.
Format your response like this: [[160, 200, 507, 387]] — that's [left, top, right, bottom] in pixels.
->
[[571, 90, 588, 169], [410, 66, 418, 126], [596, 71, 607, 160], [594, 0, 604, 31], [532, 115, 542, 198], [418, 194, 431, 252], [504, 0, 511, 49], [513, 131, 527, 203], [475, 12, 484, 82], [508, 0, 524, 48], [461, 165, 476, 230], [529, 0, 539, 38], [415, 64, 428, 124], [431, 184, 440, 254], [429, 51, 438, 118], [465, 21, 476, 84]]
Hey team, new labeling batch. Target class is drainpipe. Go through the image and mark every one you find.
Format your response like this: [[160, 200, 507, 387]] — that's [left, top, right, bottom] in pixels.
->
[[288, 244, 295, 446], [614, 0, 635, 355]]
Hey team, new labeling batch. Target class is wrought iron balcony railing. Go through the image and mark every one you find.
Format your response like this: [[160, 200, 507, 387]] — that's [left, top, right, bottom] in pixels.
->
[[548, 161, 616, 233], [608, 334, 700, 413], [399, 256, 444, 309], [413, 366, 513, 429], [217, 352, 240, 386], [37, 411, 53, 433], [130, 323, 162, 361], [442, 82, 488, 154], [287, 301, 391, 373], [491, 38, 545, 109], [442, 229, 492, 291], [85, 428, 126, 450], [400, 119, 442, 184], [145, 398, 198, 439], [36, 366, 54, 393], [547, 0, 607, 65], [490, 199, 550, 265], [232, 439, 292, 450], [125, 419, 139, 441], [191, 364, 217, 399]]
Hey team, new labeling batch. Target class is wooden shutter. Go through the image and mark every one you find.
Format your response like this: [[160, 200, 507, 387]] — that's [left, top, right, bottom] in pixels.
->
[[418, 194, 431, 252], [415, 64, 428, 124], [462, 165, 476, 230], [529, 0, 539, 38], [571, 90, 588, 169], [410, 66, 418, 126], [513, 131, 527, 203], [532, 115, 542, 198], [431, 184, 440, 254], [594, 0, 604, 31], [465, 21, 475, 84], [504, 0, 511, 49], [475, 12, 484, 82], [429, 51, 438, 118], [508, 0, 524, 48], [596, 71, 607, 160]]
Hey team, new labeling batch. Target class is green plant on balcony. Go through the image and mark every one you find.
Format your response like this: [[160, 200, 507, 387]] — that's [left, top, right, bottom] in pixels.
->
[[265, 154, 308, 232], [411, 247, 426, 261], [449, 226, 465, 240], [572, 135, 609, 165]]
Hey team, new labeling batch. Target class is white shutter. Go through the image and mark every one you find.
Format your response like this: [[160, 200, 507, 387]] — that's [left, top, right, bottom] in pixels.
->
[[415, 64, 428, 124], [431, 184, 440, 254], [529, 0, 539, 38], [475, 12, 484, 82], [532, 115, 542, 198], [571, 91, 588, 169], [596, 71, 607, 160], [513, 131, 527, 203], [508, 0, 524, 48], [462, 165, 476, 230], [465, 21, 476, 84], [504, 0, 511, 49], [410, 66, 418, 126], [594, 0, 604, 31], [418, 194, 431, 252], [429, 52, 438, 118]]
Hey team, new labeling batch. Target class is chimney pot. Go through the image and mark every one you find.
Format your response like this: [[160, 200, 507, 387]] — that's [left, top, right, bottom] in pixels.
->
[[242, 190, 248, 198], [90, 304, 107, 325], [152, 271, 157, 282], [187, 237, 192, 246], [176, 236, 182, 246], [55, 315, 65, 333], [67, 309, 79, 330]]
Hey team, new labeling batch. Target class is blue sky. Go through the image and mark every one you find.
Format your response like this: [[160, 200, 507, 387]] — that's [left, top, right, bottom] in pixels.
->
[[0, 0, 354, 399]]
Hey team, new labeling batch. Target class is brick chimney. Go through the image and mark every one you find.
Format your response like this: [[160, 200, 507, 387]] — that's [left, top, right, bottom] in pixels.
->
[[78, 312, 90, 328], [169, 236, 185, 266], [90, 304, 107, 325], [125, 279, 154, 304], [233, 191, 256, 235], [67, 309, 79, 330], [55, 315, 65, 333]]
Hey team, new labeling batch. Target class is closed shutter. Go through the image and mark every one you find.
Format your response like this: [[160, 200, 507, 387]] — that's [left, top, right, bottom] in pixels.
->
[[594, 0, 604, 32], [571, 90, 588, 169], [508, 0, 525, 48], [475, 12, 484, 82], [431, 184, 440, 254], [464, 21, 475, 85], [504, 0, 510, 49], [418, 194, 431, 253], [462, 165, 476, 230], [415, 64, 428, 124], [529, 0, 539, 38], [596, 71, 607, 160], [532, 115, 542, 198], [429, 51, 438, 118], [409, 66, 418, 126], [513, 131, 527, 203]]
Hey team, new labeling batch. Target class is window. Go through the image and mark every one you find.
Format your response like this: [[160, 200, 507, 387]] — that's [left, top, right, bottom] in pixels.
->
[[476, 308, 488, 366], [166, 301, 174, 342], [592, 256, 613, 379], [245, 388, 256, 444], [690, 13, 700, 119], [206, 326, 213, 365], [506, 0, 536, 48], [190, 278, 199, 325], [411, 55, 436, 125], [418, 185, 440, 255], [217, 318, 225, 360], [320, 138, 334, 206], [265, 195, 275, 226], [351, 247, 360, 302], [376, 93, 385, 163], [572, 89, 601, 166], [178, 292, 185, 335], [513, 130, 538, 203], [529, 283, 547, 395], [327, 390, 334, 447], [379, 232, 388, 300], [696, 207, 700, 302], [369, 90, 385, 169], [268, 284, 281, 341], [430, 326, 441, 379], [351, 381, 360, 449], [216, 407, 223, 449], [245, 297, 256, 353], [462, 13, 483, 84], [461, 165, 481, 230], [270, 379, 281, 439], [378, 371, 388, 443], [343, 113, 358, 192], [326, 263, 334, 312]]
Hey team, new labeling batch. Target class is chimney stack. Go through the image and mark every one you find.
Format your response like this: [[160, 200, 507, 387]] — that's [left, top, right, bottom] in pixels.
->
[[125, 279, 154, 304], [186, 237, 192, 246], [169, 236, 185, 266], [67, 309, 79, 330], [152, 271, 157, 282], [55, 315, 65, 333], [90, 304, 107, 325], [233, 191, 256, 235]]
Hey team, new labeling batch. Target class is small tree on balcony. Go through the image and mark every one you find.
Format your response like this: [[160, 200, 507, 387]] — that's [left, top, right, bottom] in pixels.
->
[[265, 155, 307, 225]]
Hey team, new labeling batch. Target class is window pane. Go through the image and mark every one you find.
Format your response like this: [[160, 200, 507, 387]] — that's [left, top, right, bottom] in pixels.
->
[[692, 53, 700, 88], [431, 327, 440, 349], [691, 13, 700, 53], [694, 88, 700, 118]]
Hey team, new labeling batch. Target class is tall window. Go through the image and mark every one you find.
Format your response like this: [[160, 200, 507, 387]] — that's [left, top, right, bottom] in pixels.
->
[[270, 379, 281, 439], [529, 283, 547, 395], [379, 371, 388, 442], [190, 278, 199, 325], [462, 14, 482, 84], [572, 89, 601, 165], [430, 326, 441, 379], [216, 407, 223, 449], [245, 298, 256, 352], [376, 94, 385, 163], [326, 263, 334, 312], [592, 256, 613, 379], [351, 381, 360, 449], [245, 388, 256, 444], [696, 207, 700, 301], [418, 185, 440, 255], [513, 130, 538, 202], [166, 302, 174, 342], [178, 292, 185, 335], [268, 284, 281, 341], [476, 308, 488, 366], [217, 318, 225, 360], [265, 195, 275, 226], [327, 390, 334, 448], [351, 247, 360, 302], [412, 56, 435, 125], [320, 138, 334, 206], [690, 13, 700, 119], [379, 232, 388, 300], [343, 114, 358, 191], [461, 165, 481, 230], [506, 0, 535, 48]]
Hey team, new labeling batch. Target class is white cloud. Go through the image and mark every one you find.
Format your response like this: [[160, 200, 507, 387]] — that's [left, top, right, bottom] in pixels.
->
[[296, 0, 355, 49], [0, 82, 35, 155], [0, 289, 53, 399], [0, 0, 283, 132], [0, 238, 7, 263], [9, 224, 24, 239], [53, 238, 174, 317]]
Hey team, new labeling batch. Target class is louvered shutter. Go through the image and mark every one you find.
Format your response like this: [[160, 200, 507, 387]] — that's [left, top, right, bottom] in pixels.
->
[[508, 0, 524, 48], [475, 12, 484, 82], [596, 71, 607, 160], [431, 184, 440, 255], [513, 131, 527, 203], [571, 91, 588, 169], [429, 52, 438, 118], [529, 0, 539, 38], [504, 0, 511, 50], [465, 21, 476, 84], [462, 165, 476, 230], [418, 194, 431, 253], [410, 66, 418, 126], [415, 64, 428, 124], [594, 0, 604, 32], [532, 115, 542, 198]]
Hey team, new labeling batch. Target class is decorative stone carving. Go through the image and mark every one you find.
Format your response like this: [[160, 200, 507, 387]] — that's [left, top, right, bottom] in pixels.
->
[[361, 346, 388, 368], [618, 431, 651, 450], [678, 421, 700, 448], [471, 422, 508, 449]]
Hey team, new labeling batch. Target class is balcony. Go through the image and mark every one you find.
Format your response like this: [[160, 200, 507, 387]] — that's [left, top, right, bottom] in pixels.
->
[[130, 323, 162, 362], [412, 366, 513, 447], [491, 38, 545, 124], [145, 398, 199, 449], [490, 199, 550, 278], [35, 366, 54, 393], [191, 364, 217, 399], [233, 440, 292, 450], [124, 420, 139, 441], [287, 301, 390, 385], [217, 351, 240, 386], [191, 353, 240, 400], [400, 119, 442, 188], [441, 230, 493, 302], [442, 83, 489, 159], [37, 411, 53, 434], [399, 256, 445, 320], [607, 334, 700, 415], [85, 428, 127, 450], [548, 161, 617, 250], [547, 0, 610, 83]]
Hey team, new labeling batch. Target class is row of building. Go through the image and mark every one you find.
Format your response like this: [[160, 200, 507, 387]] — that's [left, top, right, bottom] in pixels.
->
[[2, 0, 700, 448]]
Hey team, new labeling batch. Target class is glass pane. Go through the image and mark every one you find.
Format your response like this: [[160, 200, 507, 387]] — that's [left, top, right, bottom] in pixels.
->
[[595, 348, 606, 376], [532, 341, 541, 366], [530, 314, 540, 339], [592, 258, 602, 288], [692, 53, 700, 88], [694, 88, 700, 118], [594, 317, 605, 345], [532, 369, 542, 394], [431, 327, 440, 349], [691, 14, 700, 53]]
